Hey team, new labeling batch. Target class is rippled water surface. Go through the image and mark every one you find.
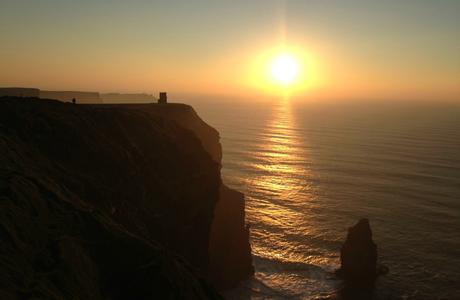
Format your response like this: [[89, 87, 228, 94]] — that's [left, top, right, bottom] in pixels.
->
[[192, 99, 460, 299]]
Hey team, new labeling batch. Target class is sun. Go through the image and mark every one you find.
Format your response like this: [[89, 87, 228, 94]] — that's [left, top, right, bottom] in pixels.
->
[[247, 47, 319, 94], [270, 54, 299, 85]]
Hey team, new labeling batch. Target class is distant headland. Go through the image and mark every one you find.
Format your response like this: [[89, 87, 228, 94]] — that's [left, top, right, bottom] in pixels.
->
[[0, 87, 159, 104]]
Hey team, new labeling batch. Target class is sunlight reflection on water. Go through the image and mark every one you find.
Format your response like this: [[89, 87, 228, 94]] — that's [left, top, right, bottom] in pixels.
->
[[224, 101, 338, 299], [248, 102, 308, 199], [192, 99, 460, 299], [245, 101, 321, 263]]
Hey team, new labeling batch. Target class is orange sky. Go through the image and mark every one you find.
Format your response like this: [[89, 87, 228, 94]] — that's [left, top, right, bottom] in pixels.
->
[[1, 1, 459, 101]]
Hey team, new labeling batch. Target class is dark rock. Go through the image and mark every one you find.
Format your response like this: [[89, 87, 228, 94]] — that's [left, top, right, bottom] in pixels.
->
[[336, 218, 377, 283], [0, 171, 223, 300], [0, 97, 237, 299], [133, 102, 255, 288], [208, 185, 254, 289]]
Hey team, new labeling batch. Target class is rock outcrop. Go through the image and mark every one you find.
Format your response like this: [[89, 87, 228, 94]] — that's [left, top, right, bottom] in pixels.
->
[[336, 218, 377, 282], [0, 97, 252, 298]]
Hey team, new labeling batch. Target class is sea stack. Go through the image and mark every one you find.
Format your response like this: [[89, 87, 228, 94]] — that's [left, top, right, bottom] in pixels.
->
[[336, 218, 378, 283]]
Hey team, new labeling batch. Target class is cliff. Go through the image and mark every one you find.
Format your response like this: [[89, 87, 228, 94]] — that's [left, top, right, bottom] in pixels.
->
[[0, 97, 252, 299], [0, 87, 40, 98], [105, 103, 254, 288], [0, 88, 102, 104], [115, 103, 223, 164]]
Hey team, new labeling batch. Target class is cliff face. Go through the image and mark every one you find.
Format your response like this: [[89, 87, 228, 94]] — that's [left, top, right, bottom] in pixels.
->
[[124, 103, 255, 288], [129, 103, 223, 164], [0, 97, 252, 298], [0, 171, 221, 300], [95, 102, 254, 288], [208, 185, 253, 289]]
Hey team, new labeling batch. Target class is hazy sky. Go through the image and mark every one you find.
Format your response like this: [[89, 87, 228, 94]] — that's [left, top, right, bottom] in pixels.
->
[[1, 0, 459, 100]]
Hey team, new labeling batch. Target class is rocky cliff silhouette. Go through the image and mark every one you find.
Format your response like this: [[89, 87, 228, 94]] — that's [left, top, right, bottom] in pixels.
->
[[0, 97, 253, 299], [0, 87, 102, 104], [123, 103, 254, 288], [0, 87, 40, 98]]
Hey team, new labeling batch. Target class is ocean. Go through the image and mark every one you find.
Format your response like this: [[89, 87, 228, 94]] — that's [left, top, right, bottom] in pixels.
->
[[191, 99, 460, 300]]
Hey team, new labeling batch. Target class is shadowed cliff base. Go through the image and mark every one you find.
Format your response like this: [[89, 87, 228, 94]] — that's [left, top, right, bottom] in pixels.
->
[[0, 97, 253, 299], [209, 185, 254, 289]]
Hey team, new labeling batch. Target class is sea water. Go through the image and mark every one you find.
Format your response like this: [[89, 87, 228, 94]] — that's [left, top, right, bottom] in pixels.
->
[[191, 99, 460, 299]]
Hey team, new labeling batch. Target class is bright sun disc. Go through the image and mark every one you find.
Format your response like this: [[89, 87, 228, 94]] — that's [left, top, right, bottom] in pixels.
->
[[271, 54, 299, 85]]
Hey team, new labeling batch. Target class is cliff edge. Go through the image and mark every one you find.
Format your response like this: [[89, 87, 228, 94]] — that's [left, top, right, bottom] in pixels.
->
[[117, 103, 254, 288], [0, 97, 252, 299]]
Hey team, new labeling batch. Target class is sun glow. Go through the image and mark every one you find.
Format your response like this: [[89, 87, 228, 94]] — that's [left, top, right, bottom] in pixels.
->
[[271, 54, 299, 85], [246, 46, 321, 96]]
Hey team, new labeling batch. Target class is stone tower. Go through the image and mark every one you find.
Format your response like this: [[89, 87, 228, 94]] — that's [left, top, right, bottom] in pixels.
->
[[158, 92, 167, 104]]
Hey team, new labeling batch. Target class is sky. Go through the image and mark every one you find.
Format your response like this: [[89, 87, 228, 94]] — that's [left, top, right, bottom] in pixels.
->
[[1, 0, 459, 101]]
